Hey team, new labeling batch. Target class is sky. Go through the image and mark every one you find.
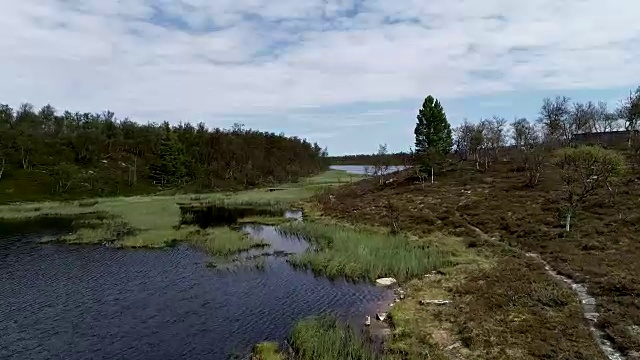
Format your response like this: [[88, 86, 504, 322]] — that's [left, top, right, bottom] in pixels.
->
[[1, 1, 639, 155]]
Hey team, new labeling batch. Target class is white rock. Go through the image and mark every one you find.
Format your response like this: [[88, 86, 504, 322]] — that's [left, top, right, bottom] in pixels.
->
[[376, 313, 387, 321], [420, 299, 451, 305], [364, 315, 371, 326], [375, 277, 397, 286]]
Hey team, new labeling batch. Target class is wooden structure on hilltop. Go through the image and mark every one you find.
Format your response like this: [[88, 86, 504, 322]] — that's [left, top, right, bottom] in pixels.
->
[[571, 130, 639, 147]]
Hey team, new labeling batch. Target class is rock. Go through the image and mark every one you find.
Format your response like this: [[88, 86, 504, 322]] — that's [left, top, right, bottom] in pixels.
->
[[375, 277, 397, 286], [399, 294, 405, 300], [420, 299, 451, 305], [376, 312, 387, 321], [582, 298, 596, 306], [445, 342, 462, 351], [584, 312, 599, 322], [364, 315, 371, 326]]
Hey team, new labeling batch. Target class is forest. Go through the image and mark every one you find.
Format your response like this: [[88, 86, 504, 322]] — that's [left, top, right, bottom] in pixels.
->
[[0, 103, 328, 203]]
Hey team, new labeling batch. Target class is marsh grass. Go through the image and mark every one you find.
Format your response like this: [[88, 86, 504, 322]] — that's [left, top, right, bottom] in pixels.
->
[[0, 170, 360, 249], [251, 342, 284, 360], [280, 222, 453, 282], [289, 316, 383, 360], [183, 226, 268, 257]]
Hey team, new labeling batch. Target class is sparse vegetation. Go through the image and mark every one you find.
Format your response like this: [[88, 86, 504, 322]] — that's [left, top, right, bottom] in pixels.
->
[[554, 145, 626, 231]]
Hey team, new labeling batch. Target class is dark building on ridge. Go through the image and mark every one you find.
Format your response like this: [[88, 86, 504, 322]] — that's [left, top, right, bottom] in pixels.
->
[[571, 130, 639, 147]]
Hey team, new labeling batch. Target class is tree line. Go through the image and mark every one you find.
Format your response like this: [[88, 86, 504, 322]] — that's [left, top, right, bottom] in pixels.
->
[[453, 86, 640, 170], [0, 102, 328, 201], [409, 87, 639, 231]]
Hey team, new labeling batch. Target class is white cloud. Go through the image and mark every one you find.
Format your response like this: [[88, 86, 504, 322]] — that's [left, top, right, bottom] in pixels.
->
[[1, 0, 639, 123]]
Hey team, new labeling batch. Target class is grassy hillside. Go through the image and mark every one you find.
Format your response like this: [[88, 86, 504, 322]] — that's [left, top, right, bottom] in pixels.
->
[[319, 152, 640, 358]]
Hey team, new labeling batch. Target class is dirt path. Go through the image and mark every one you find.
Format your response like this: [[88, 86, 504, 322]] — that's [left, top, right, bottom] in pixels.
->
[[461, 214, 624, 359], [525, 253, 625, 360]]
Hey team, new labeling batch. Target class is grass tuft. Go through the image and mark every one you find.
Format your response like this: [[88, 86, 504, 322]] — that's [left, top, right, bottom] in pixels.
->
[[290, 316, 383, 360], [183, 226, 269, 257], [251, 342, 284, 360], [280, 222, 452, 282]]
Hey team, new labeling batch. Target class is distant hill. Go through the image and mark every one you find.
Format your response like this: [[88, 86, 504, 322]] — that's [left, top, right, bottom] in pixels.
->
[[328, 153, 410, 166]]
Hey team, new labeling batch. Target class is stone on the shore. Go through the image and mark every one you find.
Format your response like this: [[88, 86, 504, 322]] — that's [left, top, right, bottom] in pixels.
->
[[364, 315, 371, 326], [376, 277, 397, 286], [420, 299, 451, 305], [376, 312, 387, 321]]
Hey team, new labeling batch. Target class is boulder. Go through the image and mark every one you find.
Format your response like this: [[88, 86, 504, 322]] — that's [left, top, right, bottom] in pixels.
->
[[419, 299, 451, 305], [375, 277, 397, 286], [376, 313, 387, 321]]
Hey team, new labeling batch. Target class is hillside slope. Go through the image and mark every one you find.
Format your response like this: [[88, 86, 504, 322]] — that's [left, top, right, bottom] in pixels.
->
[[320, 157, 640, 359]]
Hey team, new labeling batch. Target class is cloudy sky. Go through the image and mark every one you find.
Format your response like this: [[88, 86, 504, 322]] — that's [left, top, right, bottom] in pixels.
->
[[2, 0, 639, 155]]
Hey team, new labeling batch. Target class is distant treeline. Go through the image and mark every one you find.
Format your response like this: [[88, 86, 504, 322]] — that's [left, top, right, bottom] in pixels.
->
[[329, 153, 410, 166], [0, 103, 328, 202]]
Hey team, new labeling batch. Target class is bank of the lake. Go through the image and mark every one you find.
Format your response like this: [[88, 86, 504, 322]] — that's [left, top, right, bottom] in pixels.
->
[[0, 170, 364, 251]]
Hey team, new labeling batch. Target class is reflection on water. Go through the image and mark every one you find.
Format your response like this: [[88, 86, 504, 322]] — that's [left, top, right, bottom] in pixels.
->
[[0, 220, 387, 360], [330, 165, 408, 175]]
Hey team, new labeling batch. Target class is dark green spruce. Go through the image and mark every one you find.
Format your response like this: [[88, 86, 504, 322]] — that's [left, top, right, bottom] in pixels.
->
[[413, 95, 453, 181]]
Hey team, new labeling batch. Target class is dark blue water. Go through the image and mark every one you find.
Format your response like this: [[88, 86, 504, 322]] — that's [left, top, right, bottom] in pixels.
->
[[0, 220, 388, 360]]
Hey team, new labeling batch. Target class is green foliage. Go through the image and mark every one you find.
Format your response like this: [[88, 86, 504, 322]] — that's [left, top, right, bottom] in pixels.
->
[[48, 162, 81, 194], [290, 316, 383, 360], [150, 124, 188, 186], [251, 342, 284, 360], [280, 222, 452, 282], [554, 146, 626, 208], [554, 145, 626, 231], [414, 95, 453, 158], [0, 102, 328, 202]]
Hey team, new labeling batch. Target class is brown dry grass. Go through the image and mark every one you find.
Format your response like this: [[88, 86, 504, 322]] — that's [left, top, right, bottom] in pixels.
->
[[320, 155, 640, 358]]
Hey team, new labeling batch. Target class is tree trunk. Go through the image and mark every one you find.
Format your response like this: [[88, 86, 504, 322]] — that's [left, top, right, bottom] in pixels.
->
[[565, 212, 571, 232], [0, 158, 4, 182], [21, 148, 29, 170], [431, 167, 434, 184], [133, 156, 137, 185]]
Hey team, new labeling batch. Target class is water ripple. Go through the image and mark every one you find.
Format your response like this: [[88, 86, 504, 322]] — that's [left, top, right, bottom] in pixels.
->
[[0, 222, 386, 360]]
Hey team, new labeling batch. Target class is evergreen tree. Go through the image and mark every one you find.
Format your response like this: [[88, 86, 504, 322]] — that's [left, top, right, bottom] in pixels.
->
[[151, 125, 187, 185], [414, 95, 453, 156], [414, 95, 452, 182]]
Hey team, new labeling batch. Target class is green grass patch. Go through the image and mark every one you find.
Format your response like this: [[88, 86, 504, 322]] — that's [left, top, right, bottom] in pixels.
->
[[183, 226, 268, 257], [280, 222, 453, 282], [0, 170, 363, 249], [251, 342, 284, 360], [290, 316, 383, 360]]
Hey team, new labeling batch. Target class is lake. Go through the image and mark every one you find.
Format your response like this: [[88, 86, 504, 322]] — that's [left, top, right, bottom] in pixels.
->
[[330, 165, 408, 175], [0, 219, 388, 360]]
